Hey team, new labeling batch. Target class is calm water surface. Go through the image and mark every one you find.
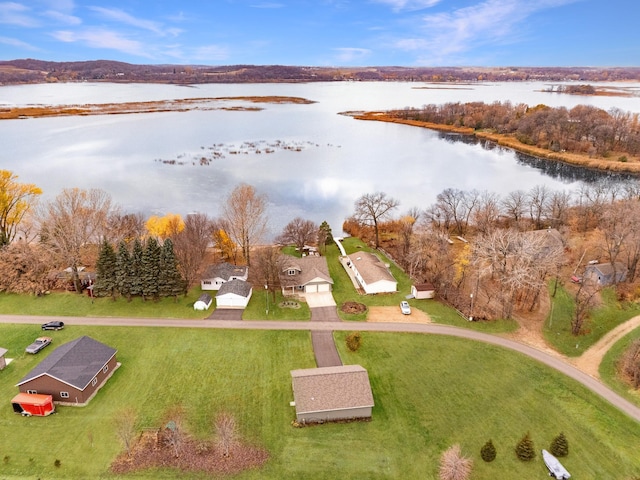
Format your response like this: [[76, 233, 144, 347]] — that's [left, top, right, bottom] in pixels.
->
[[1, 81, 639, 236]]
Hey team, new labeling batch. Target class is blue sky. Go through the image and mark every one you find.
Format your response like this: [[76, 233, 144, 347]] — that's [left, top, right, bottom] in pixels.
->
[[0, 0, 637, 66]]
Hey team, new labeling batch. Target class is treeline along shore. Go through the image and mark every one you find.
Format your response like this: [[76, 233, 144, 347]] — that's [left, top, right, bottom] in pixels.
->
[[352, 100, 640, 174]]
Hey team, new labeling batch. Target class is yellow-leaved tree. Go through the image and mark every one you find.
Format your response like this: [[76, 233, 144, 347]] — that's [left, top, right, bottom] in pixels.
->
[[145, 213, 185, 240], [0, 170, 42, 247]]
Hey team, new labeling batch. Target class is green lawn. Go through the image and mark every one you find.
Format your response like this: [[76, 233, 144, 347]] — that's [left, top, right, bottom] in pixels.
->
[[544, 284, 640, 356], [1, 325, 638, 479], [599, 327, 640, 408]]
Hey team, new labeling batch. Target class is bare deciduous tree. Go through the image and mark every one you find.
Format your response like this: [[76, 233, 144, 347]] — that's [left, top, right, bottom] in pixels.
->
[[353, 191, 399, 248], [223, 184, 267, 266], [620, 338, 640, 389], [252, 246, 285, 302], [114, 408, 137, 456], [439, 444, 473, 480], [276, 217, 318, 254], [39, 188, 115, 292], [572, 277, 599, 335], [171, 212, 215, 289]]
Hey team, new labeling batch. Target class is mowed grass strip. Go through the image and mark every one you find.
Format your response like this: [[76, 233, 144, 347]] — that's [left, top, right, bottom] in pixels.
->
[[600, 327, 640, 407], [1, 325, 638, 479]]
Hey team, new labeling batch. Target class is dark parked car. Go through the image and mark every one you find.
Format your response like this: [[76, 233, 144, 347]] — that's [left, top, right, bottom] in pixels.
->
[[41, 321, 65, 331], [25, 337, 52, 354]]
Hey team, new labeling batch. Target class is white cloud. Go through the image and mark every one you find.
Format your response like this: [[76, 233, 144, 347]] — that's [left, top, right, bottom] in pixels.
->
[[373, 0, 441, 12], [44, 9, 81, 25], [333, 47, 372, 63], [0, 35, 39, 50], [0, 2, 39, 27], [391, 0, 580, 64], [89, 6, 166, 36], [52, 28, 153, 58]]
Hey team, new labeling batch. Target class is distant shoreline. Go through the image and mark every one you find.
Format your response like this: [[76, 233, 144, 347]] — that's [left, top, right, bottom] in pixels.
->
[[352, 112, 640, 175]]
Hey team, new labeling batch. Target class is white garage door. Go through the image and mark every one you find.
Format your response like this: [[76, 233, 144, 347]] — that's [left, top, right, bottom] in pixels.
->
[[305, 284, 318, 293], [318, 283, 331, 292]]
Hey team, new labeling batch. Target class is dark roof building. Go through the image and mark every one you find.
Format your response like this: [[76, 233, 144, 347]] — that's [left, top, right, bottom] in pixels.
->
[[290, 365, 374, 424], [16, 336, 118, 405]]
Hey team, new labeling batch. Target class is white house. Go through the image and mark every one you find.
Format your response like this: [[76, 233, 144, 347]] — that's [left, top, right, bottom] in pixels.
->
[[193, 293, 213, 311], [279, 255, 333, 296], [201, 263, 248, 291], [346, 252, 397, 294], [215, 279, 253, 308]]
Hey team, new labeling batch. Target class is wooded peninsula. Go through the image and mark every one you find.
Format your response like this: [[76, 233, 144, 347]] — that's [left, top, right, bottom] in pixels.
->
[[353, 100, 640, 174]]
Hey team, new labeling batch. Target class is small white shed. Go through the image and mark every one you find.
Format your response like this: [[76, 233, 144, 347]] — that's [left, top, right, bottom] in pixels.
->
[[411, 283, 435, 299], [194, 293, 213, 311]]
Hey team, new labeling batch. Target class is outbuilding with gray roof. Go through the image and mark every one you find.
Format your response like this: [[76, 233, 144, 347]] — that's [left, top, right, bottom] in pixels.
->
[[290, 365, 374, 423]]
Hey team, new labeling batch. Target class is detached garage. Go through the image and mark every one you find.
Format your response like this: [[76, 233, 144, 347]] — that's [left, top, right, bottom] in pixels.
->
[[290, 365, 374, 424], [215, 279, 252, 308]]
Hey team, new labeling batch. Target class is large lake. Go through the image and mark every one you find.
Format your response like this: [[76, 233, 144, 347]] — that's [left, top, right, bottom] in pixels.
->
[[2, 81, 640, 237]]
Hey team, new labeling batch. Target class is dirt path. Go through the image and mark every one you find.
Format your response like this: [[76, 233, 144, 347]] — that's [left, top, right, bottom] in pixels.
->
[[366, 306, 432, 324], [572, 315, 640, 378]]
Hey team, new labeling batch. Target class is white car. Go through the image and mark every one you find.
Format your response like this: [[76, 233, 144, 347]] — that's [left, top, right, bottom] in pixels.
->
[[400, 301, 411, 315], [25, 336, 52, 354]]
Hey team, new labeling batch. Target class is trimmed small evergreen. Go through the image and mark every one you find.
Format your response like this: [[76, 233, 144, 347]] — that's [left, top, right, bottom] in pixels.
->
[[480, 439, 496, 462], [550, 432, 569, 458], [515, 432, 536, 461], [346, 332, 362, 352]]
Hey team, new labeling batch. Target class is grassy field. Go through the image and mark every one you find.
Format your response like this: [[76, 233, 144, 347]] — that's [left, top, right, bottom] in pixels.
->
[[544, 284, 640, 356], [0, 325, 638, 479], [600, 328, 640, 408]]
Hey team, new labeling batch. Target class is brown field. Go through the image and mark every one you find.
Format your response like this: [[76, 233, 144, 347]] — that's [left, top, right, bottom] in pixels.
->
[[0, 96, 315, 120]]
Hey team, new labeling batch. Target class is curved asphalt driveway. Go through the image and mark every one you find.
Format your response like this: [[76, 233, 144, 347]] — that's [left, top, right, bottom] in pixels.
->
[[2, 314, 639, 423]]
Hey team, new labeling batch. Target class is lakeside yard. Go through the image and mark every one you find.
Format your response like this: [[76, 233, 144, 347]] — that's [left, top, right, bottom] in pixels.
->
[[0, 325, 638, 479]]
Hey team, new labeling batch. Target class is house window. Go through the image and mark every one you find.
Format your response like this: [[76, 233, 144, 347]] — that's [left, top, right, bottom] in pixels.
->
[[103, 365, 109, 374], [288, 269, 296, 276], [27, 389, 37, 394], [91, 377, 97, 387], [60, 392, 69, 398], [203, 280, 211, 285]]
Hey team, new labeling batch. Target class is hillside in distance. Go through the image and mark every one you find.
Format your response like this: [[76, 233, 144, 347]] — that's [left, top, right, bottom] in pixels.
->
[[2, 59, 640, 85]]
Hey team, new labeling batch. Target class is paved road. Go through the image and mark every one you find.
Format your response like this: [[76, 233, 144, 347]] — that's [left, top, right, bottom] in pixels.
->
[[2, 314, 639, 423]]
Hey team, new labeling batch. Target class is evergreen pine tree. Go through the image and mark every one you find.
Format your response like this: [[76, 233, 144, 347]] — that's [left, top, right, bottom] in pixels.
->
[[130, 238, 144, 298], [317, 221, 333, 254], [142, 237, 161, 301], [480, 439, 497, 462], [116, 241, 133, 301], [93, 239, 117, 298], [550, 432, 569, 458], [515, 432, 536, 461], [159, 239, 185, 299]]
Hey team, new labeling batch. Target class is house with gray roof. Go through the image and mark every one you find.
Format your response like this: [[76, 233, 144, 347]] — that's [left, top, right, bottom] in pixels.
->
[[215, 279, 253, 308], [290, 365, 374, 424], [16, 336, 118, 405], [584, 262, 628, 286], [279, 255, 333, 296], [345, 251, 397, 294], [201, 262, 249, 291]]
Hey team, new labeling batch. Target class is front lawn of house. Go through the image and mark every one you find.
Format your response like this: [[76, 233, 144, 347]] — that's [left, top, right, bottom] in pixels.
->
[[0, 324, 638, 479], [544, 284, 640, 356]]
